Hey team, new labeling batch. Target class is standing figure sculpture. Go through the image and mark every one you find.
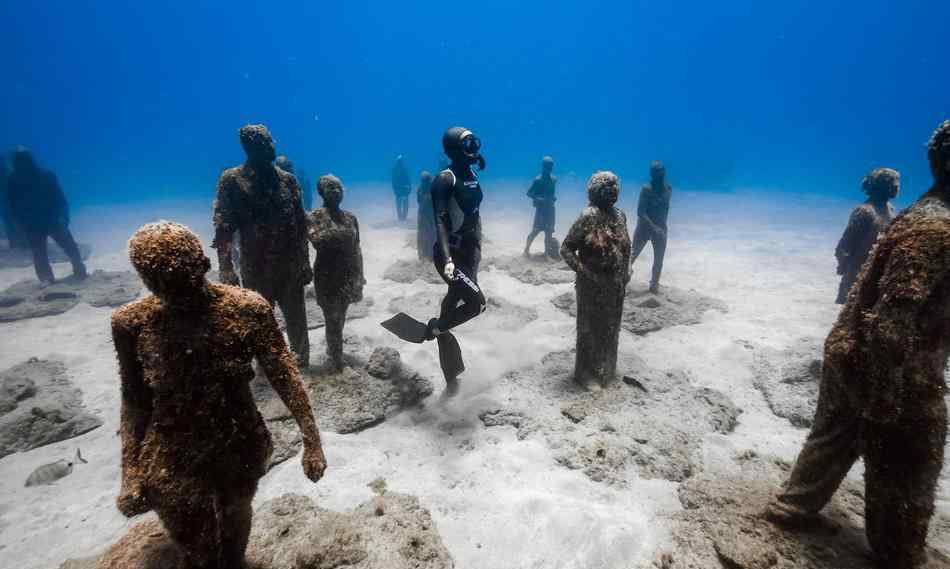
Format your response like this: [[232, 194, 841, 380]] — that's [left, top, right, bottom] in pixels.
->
[[561, 171, 631, 388], [630, 161, 672, 293], [391, 155, 412, 222], [1, 156, 26, 249], [524, 155, 559, 258], [834, 167, 898, 303], [6, 147, 86, 284], [213, 125, 312, 367], [307, 175, 365, 371], [767, 120, 950, 569], [381, 127, 488, 395], [276, 155, 314, 211], [416, 171, 436, 261], [112, 221, 326, 569]]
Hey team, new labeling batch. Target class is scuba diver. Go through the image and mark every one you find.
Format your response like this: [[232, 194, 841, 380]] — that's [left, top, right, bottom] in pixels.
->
[[524, 155, 558, 257], [382, 127, 487, 395], [391, 155, 412, 221]]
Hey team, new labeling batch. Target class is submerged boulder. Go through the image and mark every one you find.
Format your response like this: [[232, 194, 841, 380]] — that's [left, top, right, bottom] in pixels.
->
[[0, 358, 102, 459], [0, 270, 142, 322], [751, 337, 823, 428], [486, 253, 575, 285]]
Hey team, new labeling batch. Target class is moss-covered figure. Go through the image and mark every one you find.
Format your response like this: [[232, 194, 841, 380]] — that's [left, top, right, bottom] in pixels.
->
[[834, 167, 899, 303], [112, 221, 326, 569], [212, 125, 312, 367], [276, 154, 313, 211], [416, 171, 436, 261], [768, 120, 950, 569], [524, 156, 558, 258], [1, 156, 26, 250], [6, 147, 86, 283], [561, 171, 632, 388], [392, 155, 412, 222], [630, 161, 671, 293], [307, 175, 365, 371]]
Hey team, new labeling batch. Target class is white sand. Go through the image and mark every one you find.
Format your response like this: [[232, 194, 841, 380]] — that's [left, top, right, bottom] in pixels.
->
[[0, 183, 945, 569]]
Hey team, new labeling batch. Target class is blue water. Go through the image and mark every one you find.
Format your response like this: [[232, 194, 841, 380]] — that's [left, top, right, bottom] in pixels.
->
[[1, 1, 947, 209]]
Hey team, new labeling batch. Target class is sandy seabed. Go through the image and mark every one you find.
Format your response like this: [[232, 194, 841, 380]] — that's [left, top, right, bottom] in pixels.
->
[[0, 181, 947, 569]]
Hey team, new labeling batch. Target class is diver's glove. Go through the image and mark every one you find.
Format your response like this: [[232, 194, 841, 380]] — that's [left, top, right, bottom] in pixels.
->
[[476, 154, 486, 171], [444, 260, 457, 281]]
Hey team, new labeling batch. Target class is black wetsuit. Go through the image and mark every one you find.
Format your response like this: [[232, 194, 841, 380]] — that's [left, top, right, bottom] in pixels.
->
[[431, 163, 486, 332]]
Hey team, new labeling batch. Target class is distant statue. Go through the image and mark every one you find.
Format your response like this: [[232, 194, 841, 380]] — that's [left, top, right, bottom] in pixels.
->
[[630, 161, 672, 293], [834, 167, 898, 304], [307, 175, 366, 371], [0, 156, 26, 250], [212, 124, 312, 367], [561, 171, 631, 388], [113, 221, 326, 569], [276, 154, 314, 211], [416, 171, 436, 261], [6, 147, 86, 284], [767, 120, 950, 569], [524, 155, 559, 258], [391, 155, 412, 221]]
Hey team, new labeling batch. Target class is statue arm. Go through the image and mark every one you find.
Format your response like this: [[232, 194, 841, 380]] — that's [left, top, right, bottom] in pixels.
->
[[835, 208, 871, 271], [290, 177, 312, 285], [112, 311, 153, 516], [560, 214, 588, 276], [354, 217, 366, 289]]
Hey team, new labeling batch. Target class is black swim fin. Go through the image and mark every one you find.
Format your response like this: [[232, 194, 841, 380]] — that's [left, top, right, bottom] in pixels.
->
[[381, 313, 429, 344], [437, 332, 465, 380]]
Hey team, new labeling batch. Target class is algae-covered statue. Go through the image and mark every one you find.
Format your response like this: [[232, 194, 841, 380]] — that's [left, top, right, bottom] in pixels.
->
[[392, 154, 412, 222], [561, 171, 632, 388], [112, 221, 326, 569], [767, 120, 950, 568], [524, 155, 559, 258], [416, 170, 436, 261], [1, 156, 27, 250], [212, 124, 313, 366], [307, 175, 366, 371], [834, 167, 898, 303], [6, 147, 86, 283], [630, 161, 671, 293], [276, 154, 313, 211]]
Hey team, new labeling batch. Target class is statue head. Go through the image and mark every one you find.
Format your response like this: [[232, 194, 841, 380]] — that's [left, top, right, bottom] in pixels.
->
[[318, 174, 344, 209], [541, 156, 554, 175], [239, 124, 276, 164], [275, 155, 295, 174], [649, 160, 666, 185], [129, 222, 210, 308], [928, 120, 950, 183], [587, 171, 620, 209], [420, 170, 433, 187], [11, 146, 36, 171], [861, 167, 900, 201]]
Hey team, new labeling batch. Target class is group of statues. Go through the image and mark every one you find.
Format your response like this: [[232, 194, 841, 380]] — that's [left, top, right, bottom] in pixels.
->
[[0, 117, 947, 568]]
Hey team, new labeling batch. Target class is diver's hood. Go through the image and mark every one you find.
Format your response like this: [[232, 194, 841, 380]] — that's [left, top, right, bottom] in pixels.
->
[[442, 127, 485, 170]]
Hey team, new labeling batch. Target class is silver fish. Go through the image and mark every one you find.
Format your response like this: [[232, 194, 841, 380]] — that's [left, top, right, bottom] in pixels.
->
[[25, 449, 87, 487]]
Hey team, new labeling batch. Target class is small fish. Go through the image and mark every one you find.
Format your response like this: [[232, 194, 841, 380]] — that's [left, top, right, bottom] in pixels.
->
[[25, 449, 87, 487]]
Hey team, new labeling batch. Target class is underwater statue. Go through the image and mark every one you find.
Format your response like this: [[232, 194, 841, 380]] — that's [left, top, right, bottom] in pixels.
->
[[112, 221, 326, 569], [6, 146, 86, 284], [212, 124, 313, 367], [307, 175, 366, 371], [561, 171, 631, 388], [630, 161, 672, 293], [416, 170, 436, 261], [391, 154, 412, 222], [767, 120, 950, 569], [524, 155, 559, 258], [276, 154, 313, 211], [381, 127, 488, 395], [834, 167, 898, 304], [1, 156, 26, 249]]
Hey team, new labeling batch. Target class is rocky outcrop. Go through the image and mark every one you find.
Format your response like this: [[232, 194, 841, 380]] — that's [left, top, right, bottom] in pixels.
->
[[751, 337, 823, 428], [0, 270, 142, 322], [486, 254, 575, 285]]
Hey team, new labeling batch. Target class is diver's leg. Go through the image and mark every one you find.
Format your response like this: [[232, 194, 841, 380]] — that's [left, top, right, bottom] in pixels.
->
[[278, 283, 310, 368], [49, 224, 86, 278], [28, 231, 55, 284], [435, 264, 486, 332], [768, 373, 861, 522], [650, 232, 667, 292], [864, 397, 946, 568]]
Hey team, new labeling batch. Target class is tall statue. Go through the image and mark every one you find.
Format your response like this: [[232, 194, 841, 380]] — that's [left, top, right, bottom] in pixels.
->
[[276, 154, 314, 211], [767, 120, 950, 568], [212, 124, 313, 367], [391, 155, 412, 222], [112, 221, 326, 569], [0, 156, 26, 249], [834, 167, 898, 303], [6, 147, 86, 283], [524, 155, 558, 258], [561, 171, 631, 388], [630, 161, 672, 293], [416, 171, 436, 261], [307, 175, 366, 371]]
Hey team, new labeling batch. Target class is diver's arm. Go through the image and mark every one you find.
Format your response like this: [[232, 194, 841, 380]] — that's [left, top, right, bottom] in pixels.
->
[[211, 174, 239, 284], [431, 171, 455, 262], [254, 300, 326, 482], [112, 311, 153, 517]]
